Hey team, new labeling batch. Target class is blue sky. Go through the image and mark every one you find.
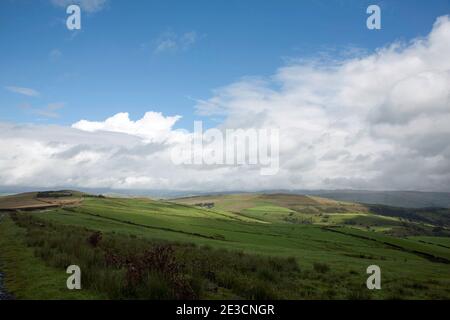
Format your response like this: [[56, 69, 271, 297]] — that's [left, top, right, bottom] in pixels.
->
[[1, 1, 450, 191], [1, 0, 449, 129]]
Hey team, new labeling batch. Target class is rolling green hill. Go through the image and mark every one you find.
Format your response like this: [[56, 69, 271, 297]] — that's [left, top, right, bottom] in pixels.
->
[[0, 192, 449, 299], [0, 190, 83, 211], [173, 193, 450, 236], [311, 190, 450, 209]]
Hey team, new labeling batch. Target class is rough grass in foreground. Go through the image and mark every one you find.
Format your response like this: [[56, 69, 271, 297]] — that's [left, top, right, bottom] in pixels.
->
[[2, 212, 450, 299], [0, 214, 100, 299]]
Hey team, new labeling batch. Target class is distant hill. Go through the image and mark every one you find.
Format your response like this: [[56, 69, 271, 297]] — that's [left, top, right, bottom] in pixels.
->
[[173, 193, 450, 236], [1, 187, 449, 208], [173, 190, 450, 208], [302, 190, 450, 209], [0, 190, 83, 211]]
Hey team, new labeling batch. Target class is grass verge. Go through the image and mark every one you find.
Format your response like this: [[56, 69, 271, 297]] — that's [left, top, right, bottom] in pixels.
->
[[0, 213, 101, 299]]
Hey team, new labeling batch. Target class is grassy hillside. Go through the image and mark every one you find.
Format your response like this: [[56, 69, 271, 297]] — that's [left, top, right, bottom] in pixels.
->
[[310, 190, 450, 209], [173, 193, 450, 236], [0, 192, 449, 299], [0, 212, 100, 299], [0, 190, 83, 211]]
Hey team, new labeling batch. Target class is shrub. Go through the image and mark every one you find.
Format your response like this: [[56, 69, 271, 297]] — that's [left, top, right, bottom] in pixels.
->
[[88, 231, 102, 247]]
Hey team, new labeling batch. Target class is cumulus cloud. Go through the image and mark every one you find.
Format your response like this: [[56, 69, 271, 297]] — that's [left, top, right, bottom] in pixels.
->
[[194, 15, 450, 191], [1, 16, 450, 191], [72, 112, 182, 143]]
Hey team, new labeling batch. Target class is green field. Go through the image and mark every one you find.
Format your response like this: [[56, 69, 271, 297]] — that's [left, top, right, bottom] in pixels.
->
[[0, 192, 449, 299]]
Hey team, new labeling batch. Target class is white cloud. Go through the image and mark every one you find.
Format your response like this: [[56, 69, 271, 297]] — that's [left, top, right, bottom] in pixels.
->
[[194, 15, 450, 191], [50, 0, 108, 13], [72, 112, 182, 143], [1, 16, 450, 192], [49, 49, 62, 60], [182, 31, 198, 47], [155, 38, 178, 53], [5, 86, 40, 97], [154, 31, 199, 54]]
